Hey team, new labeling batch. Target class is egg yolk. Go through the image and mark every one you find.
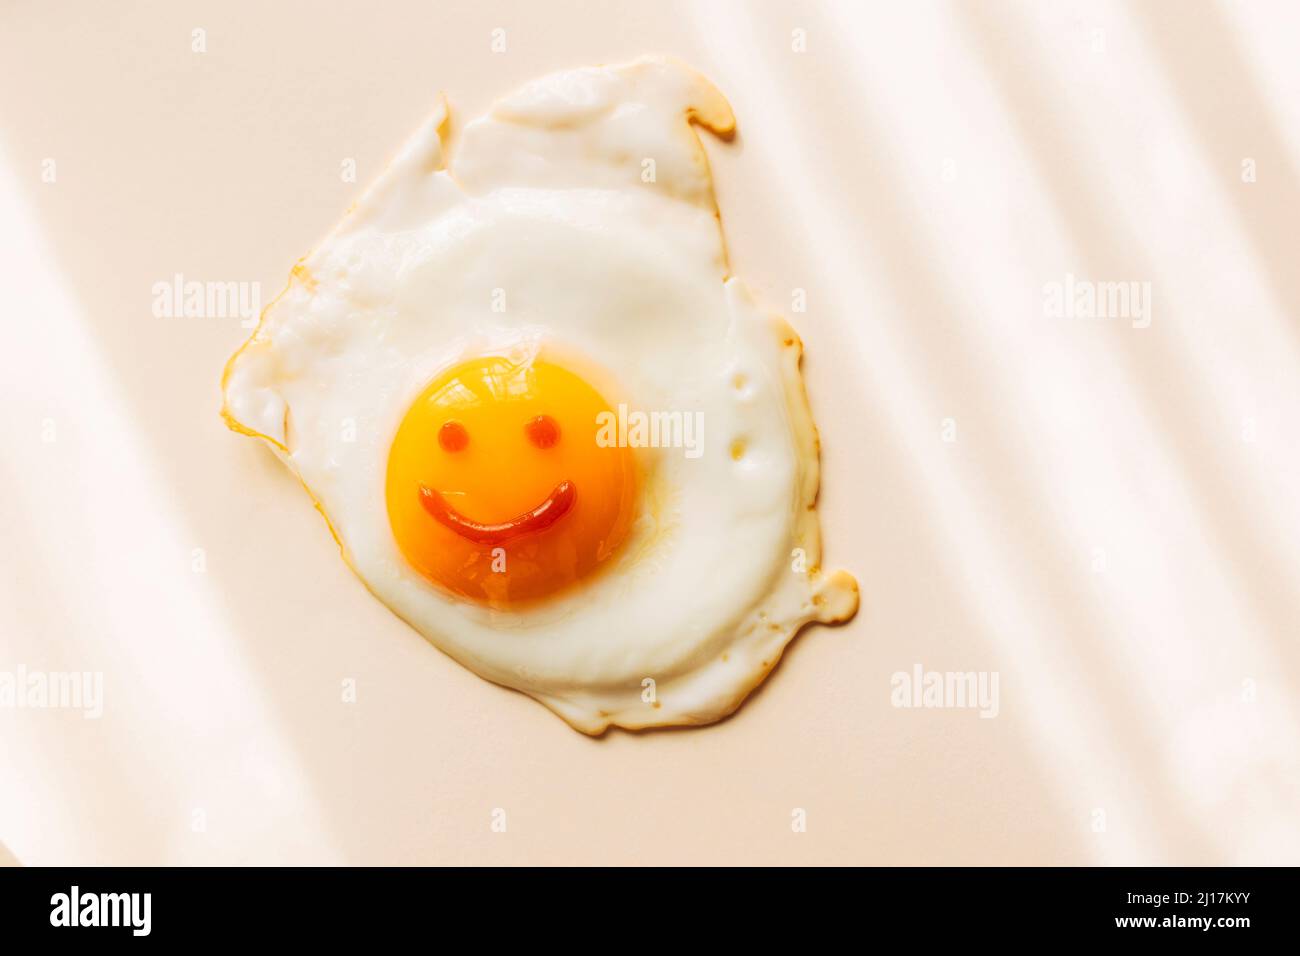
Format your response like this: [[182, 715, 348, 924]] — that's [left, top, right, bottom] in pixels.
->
[[386, 355, 639, 607]]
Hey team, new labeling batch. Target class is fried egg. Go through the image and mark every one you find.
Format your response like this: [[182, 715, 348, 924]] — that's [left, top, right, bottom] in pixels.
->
[[222, 56, 858, 733]]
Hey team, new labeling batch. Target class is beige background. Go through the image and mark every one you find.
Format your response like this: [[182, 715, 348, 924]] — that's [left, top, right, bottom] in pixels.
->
[[2, 0, 1298, 865]]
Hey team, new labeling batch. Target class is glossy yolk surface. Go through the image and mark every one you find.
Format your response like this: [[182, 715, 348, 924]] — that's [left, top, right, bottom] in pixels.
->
[[386, 355, 639, 607]]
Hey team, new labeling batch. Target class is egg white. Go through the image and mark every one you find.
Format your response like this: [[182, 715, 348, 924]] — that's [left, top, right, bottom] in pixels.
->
[[223, 56, 857, 733]]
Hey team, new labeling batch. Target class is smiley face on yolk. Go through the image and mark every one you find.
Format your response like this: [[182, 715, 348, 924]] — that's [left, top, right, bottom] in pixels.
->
[[386, 356, 639, 607]]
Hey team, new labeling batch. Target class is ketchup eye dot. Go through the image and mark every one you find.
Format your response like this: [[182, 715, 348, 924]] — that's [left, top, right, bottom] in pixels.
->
[[438, 420, 469, 452], [525, 414, 560, 449]]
